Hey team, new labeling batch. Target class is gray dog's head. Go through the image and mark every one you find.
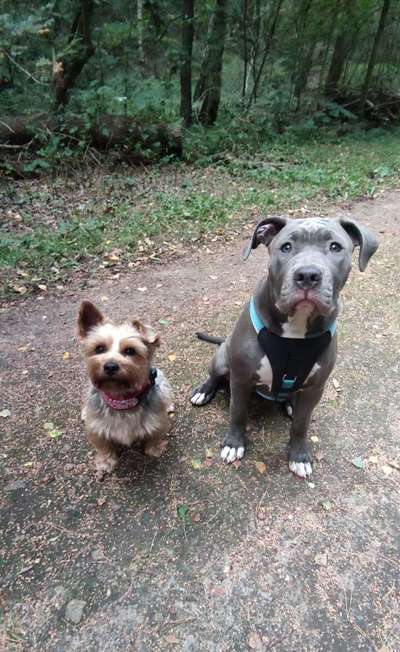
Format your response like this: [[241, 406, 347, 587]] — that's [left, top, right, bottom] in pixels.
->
[[243, 216, 379, 317]]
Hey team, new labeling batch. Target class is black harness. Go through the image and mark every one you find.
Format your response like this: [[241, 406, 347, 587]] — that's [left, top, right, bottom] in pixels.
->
[[250, 297, 335, 402]]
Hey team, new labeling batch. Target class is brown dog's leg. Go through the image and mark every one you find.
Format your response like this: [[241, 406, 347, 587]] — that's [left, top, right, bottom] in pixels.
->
[[87, 431, 119, 479], [144, 433, 168, 458]]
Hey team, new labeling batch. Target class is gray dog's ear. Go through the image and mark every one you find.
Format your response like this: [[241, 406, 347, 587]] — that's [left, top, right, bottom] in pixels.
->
[[339, 219, 379, 271], [242, 216, 288, 260]]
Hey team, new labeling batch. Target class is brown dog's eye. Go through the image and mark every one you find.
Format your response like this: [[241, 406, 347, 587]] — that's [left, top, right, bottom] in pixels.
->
[[330, 242, 343, 252], [123, 347, 136, 356], [94, 344, 106, 354]]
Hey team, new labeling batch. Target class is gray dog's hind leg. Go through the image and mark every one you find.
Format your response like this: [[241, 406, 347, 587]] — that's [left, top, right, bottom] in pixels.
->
[[191, 342, 229, 406], [288, 385, 324, 478]]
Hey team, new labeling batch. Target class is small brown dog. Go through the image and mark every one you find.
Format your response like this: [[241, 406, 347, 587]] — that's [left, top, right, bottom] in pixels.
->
[[78, 301, 173, 478]]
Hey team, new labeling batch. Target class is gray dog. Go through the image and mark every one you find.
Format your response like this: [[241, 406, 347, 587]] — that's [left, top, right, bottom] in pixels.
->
[[191, 216, 378, 478]]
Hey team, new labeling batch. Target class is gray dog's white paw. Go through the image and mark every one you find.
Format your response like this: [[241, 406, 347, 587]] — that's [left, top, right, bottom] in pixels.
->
[[191, 392, 207, 406], [289, 461, 312, 478], [221, 446, 245, 463]]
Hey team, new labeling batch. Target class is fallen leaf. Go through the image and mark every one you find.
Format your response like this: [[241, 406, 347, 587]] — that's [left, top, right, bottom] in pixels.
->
[[137, 287, 147, 293], [332, 378, 341, 392], [13, 285, 27, 294], [321, 499, 332, 511], [23, 461, 34, 467], [191, 458, 202, 470], [44, 422, 62, 439], [100, 296, 108, 302], [37, 284, 47, 291], [205, 448, 215, 458], [352, 456, 366, 470], [168, 354, 177, 362], [310, 435, 319, 442], [368, 455, 379, 464], [0, 409, 11, 418], [97, 496, 107, 506], [17, 344, 34, 352], [158, 319, 169, 326], [248, 631, 263, 650], [381, 464, 393, 476], [233, 460, 241, 469], [254, 461, 267, 474], [314, 552, 328, 566], [62, 351, 71, 361]]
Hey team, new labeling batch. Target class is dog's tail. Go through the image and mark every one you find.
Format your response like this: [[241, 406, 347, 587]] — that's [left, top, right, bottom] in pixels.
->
[[196, 332, 225, 345]]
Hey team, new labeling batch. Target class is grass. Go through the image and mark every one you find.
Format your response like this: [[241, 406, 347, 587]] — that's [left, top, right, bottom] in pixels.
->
[[1, 126, 400, 297]]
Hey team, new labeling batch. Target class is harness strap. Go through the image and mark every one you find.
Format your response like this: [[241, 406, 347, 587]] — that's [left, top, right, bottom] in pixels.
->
[[249, 297, 335, 400]]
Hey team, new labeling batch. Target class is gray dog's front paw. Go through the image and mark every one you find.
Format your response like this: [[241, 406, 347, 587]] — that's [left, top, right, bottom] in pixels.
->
[[288, 445, 313, 478], [221, 445, 245, 463], [220, 431, 246, 464], [289, 460, 312, 478]]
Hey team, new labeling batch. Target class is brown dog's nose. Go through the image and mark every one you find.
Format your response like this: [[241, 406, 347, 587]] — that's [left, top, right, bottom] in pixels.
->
[[104, 361, 119, 376], [294, 266, 322, 290]]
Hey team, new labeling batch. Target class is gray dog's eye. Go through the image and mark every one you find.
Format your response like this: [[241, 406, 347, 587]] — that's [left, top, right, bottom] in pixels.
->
[[280, 242, 292, 253], [330, 242, 343, 252]]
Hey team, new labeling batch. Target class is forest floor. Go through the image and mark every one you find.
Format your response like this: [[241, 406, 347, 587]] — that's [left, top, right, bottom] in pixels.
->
[[1, 184, 399, 651]]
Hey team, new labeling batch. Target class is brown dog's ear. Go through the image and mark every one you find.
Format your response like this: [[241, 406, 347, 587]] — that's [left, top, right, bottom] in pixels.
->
[[77, 301, 104, 339], [339, 219, 379, 271], [132, 320, 160, 349], [242, 216, 288, 260]]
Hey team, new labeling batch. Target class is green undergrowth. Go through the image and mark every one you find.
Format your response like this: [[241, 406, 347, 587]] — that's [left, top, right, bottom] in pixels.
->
[[1, 127, 400, 297]]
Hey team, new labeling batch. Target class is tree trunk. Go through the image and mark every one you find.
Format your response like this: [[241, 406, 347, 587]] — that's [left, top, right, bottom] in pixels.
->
[[53, 0, 95, 108], [199, 0, 227, 126], [325, 33, 350, 97], [247, 0, 284, 109], [137, 0, 145, 67], [194, 12, 214, 102], [241, 0, 249, 101], [359, 0, 391, 113], [180, 0, 194, 126]]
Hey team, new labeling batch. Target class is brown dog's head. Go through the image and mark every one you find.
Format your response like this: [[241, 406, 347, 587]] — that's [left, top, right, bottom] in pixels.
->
[[77, 301, 160, 396]]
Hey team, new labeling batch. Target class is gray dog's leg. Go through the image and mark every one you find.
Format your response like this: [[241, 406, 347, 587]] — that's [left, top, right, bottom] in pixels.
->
[[220, 375, 253, 463], [191, 342, 229, 406], [288, 385, 324, 478]]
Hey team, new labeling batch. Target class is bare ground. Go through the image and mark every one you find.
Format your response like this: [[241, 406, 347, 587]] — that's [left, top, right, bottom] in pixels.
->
[[0, 192, 399, 651]]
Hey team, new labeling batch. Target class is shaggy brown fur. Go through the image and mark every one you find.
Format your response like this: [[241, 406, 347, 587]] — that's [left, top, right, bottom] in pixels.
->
[[78, 301, 173, 479]]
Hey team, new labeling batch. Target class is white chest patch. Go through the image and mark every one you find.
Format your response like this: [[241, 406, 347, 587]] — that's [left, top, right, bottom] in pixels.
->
[[256, 355, 273, 390], [281, 303, 313, 338]]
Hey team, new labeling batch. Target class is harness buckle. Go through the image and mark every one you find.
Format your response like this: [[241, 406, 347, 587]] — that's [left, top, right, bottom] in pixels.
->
[[281, 375, 296, 390]]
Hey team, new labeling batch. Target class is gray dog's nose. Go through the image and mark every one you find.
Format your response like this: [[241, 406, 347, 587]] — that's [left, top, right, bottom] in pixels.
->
[[104, 361, 119, 376], [294, 266, 322, 290]]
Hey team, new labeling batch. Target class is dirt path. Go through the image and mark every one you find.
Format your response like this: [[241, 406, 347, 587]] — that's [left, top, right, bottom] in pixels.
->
[[1, 192, 399, 651]]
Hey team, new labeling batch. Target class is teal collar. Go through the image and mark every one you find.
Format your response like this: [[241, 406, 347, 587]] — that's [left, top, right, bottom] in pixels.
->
[[249, 296, 336, 338]]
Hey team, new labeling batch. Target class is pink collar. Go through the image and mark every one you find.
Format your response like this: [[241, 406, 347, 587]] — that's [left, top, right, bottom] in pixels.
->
[[100, 381, 150, 411]]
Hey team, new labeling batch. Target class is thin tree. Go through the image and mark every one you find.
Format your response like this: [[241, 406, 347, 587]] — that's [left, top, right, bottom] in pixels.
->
[[198, 0, 227, 126], [53, 0, 95, 108], [247, 0, 284, 109], [180, 0, 194, 126], [359, 0, 391, 113]]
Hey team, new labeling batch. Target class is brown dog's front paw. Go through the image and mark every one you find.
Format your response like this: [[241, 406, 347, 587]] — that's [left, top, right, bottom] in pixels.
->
[[144, 438, 168, 458], [94, 453, 118, 480]]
